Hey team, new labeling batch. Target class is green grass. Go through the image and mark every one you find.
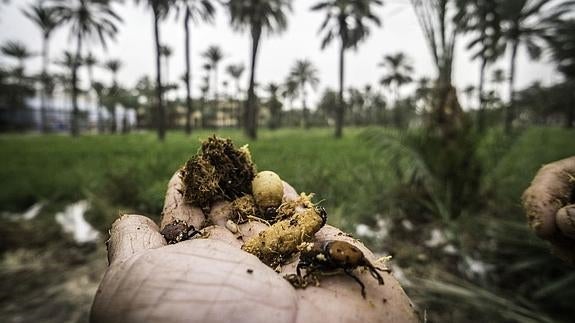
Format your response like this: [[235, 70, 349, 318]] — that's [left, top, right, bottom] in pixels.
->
[[0, 128, 394, 231]]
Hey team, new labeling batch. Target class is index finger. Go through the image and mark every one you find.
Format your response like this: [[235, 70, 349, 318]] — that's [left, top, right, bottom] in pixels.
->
[[522, 157, 575, 238], [160, 169, 206, 231]]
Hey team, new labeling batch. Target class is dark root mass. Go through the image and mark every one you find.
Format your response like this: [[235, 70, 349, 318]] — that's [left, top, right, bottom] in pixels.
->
[[182, 136, 256, 209]]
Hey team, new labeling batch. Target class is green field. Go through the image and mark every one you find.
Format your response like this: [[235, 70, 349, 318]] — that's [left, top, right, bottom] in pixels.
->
[[0, 128, 399, 229], [1, 126, 574, 322]]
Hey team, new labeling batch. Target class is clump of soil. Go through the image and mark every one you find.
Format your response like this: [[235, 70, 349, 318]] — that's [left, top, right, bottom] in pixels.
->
[[181, 136, 256, 210], [230, 195, 260, 224], [241, 195, 325, 267]]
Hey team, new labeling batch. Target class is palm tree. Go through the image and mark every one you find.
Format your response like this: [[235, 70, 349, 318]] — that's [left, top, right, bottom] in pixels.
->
[[288, 59, 320, 129], [134, 0, 176, 141], [462, 85, 475, 109], [159, 44, 173, 84], [200, 63, 212, 127], [498, 0, 571, 133], [378, 52, 413, 104], [54, 50, 82, 109], [92, 81, 105, 132], [410, 0, 466, 137], [226, 63, 245, 127], [1, 40, 34, 73], [266, 82, 282, 129], [178, 0, 215, 135], [51, 0, 122, 137], [455, 0, 503, 132], [227, 0, 291, 139], [84, 53, 97, 130], [202, 45, 224, 120], [104, 59, 122, 133], [544, 18, 575, 128], [23, 2, 60, 133], [312, 0, 382, 138], [104, 59, 122, 87], [84, 54, 97, 91]]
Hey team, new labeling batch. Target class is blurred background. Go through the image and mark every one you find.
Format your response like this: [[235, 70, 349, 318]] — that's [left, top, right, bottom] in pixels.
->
[[0, 0, 574, 322]]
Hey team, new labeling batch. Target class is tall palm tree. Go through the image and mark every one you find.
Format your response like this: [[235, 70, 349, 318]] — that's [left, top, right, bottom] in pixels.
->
[[23, 2, 60, 133], [378, 52, 413, 104], [179, 0, 215, 135], [1, 40, 34, 73], [544, 18, 575, 128], [463, 85, 475, 109], [135, 0, 176, 141], [411, 0, 465, 136], [226, 63, 245, 127], [54, 50, 82, 110], [84, 54, 97, 92], [51, 0, 122, 137], [288, 59, 320, 129], [456, 0, 503, 132], [92, 81, 105, 133], [498, 0, 571, 133], [104, 59, 122, 87], [84, 53, 98, 132], [159, 44, 173, 84], [266, 82, 282, 129], [312, 0, 382, 138], [227, 0, 291, 139], [226, 63, 244, 100], [104, 58, 122, 133], [202, 45, 224, 119]]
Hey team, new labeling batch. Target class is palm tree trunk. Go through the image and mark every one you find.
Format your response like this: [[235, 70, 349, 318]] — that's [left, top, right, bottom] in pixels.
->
[[302, 86, 309, 129], [40, 35, 49, 133], [184, 9, 193, 135], [477, 57, 487, 132], [71, 33, 82, 137], [96, 94, 102, 134], [214, 64, 219, 129], [153, 9, 166, 141], [235, 80, 241, 128], [245, 26, 261, 140], [505, 40, 518, 134], [335, 39, 345, 139], [111, 73, 118, 134], [87, 65, 95, 133]]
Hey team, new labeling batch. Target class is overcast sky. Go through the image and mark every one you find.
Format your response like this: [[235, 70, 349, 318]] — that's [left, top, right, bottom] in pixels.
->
[[0, 0, 562, 107]]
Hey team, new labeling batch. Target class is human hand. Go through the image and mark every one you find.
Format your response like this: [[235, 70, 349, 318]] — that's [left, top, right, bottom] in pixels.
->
[[522, 156, 575, 264], [90, 171, 418, 323]]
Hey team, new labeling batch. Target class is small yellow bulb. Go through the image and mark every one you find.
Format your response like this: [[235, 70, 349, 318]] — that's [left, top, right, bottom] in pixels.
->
[[252, 171, 284, 212]]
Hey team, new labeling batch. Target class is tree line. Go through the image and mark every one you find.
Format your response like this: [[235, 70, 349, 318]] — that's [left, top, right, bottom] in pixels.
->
[[0, 0, 574, 140]]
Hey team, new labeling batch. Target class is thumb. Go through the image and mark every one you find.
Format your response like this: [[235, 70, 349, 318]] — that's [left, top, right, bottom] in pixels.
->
[[107, 214, 166, 265]]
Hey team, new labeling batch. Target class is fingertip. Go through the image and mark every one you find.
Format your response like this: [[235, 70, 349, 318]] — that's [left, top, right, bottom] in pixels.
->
[[556, 204, 575, 239], [282, 181, 298, 202], [522, 184, 559, 239], [108, 214, 166, 265]]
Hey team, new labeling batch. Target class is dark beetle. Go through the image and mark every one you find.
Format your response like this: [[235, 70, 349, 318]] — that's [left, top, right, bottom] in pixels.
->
[[290, 240, 390, 298]]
